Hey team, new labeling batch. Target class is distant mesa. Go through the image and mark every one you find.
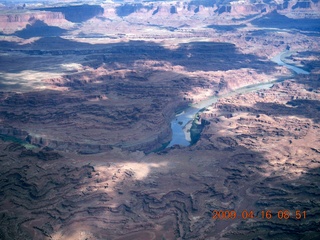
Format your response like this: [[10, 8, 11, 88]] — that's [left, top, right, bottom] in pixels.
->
[[116, 3, 153, 17], [13, 19, 67, 38], [34, 4, 104, 23]]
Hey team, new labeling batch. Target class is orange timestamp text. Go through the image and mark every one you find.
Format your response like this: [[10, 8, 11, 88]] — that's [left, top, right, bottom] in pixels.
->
[[212, 210, 307, 220]]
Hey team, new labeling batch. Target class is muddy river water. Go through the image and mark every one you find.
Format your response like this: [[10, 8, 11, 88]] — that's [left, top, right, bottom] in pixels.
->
[[167, 51, 309, 147]]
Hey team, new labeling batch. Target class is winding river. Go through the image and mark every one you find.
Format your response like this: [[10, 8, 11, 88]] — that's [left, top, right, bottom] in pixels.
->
[[167, 50, 309, 148]]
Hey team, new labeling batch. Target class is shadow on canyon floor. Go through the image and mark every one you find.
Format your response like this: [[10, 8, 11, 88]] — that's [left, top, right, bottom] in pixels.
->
[[251, 11, 320, 32], [0, 37, 278, 74], [34, 4, 104, 23], [254, 100, 320, 123], [13, 20, 68, 39]]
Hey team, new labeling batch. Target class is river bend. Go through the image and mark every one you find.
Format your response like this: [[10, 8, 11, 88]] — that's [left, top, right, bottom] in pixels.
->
[[167, 51, 309, 148]]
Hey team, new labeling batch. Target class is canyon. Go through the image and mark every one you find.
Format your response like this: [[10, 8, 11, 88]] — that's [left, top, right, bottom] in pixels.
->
[[0, 0, 319, 239]]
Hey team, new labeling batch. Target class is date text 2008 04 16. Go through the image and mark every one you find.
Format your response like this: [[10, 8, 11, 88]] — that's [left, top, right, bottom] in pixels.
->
[[212, 210, 307, 220]]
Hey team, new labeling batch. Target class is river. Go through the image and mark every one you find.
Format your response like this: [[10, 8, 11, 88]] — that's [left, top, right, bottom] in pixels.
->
[[167, 50, 309, 148]]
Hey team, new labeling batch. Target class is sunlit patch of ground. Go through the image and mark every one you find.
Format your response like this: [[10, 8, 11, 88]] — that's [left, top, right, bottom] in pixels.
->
[[0, 70, 67, 91], [0, 52, 87, 91]]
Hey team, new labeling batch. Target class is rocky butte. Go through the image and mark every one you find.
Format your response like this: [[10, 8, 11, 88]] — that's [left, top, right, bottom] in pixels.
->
[[0, 0, 319, 239]]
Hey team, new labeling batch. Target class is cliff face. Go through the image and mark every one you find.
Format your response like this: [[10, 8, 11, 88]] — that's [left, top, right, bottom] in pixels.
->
[[0, 11, 71, 34], [1, 0, 319, 35], [0, 4, 105, 34], [4, 12, 64, 23]]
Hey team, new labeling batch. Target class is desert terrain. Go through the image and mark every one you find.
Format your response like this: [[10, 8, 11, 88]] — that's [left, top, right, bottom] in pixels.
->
[[0, 0, 319, 239]]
